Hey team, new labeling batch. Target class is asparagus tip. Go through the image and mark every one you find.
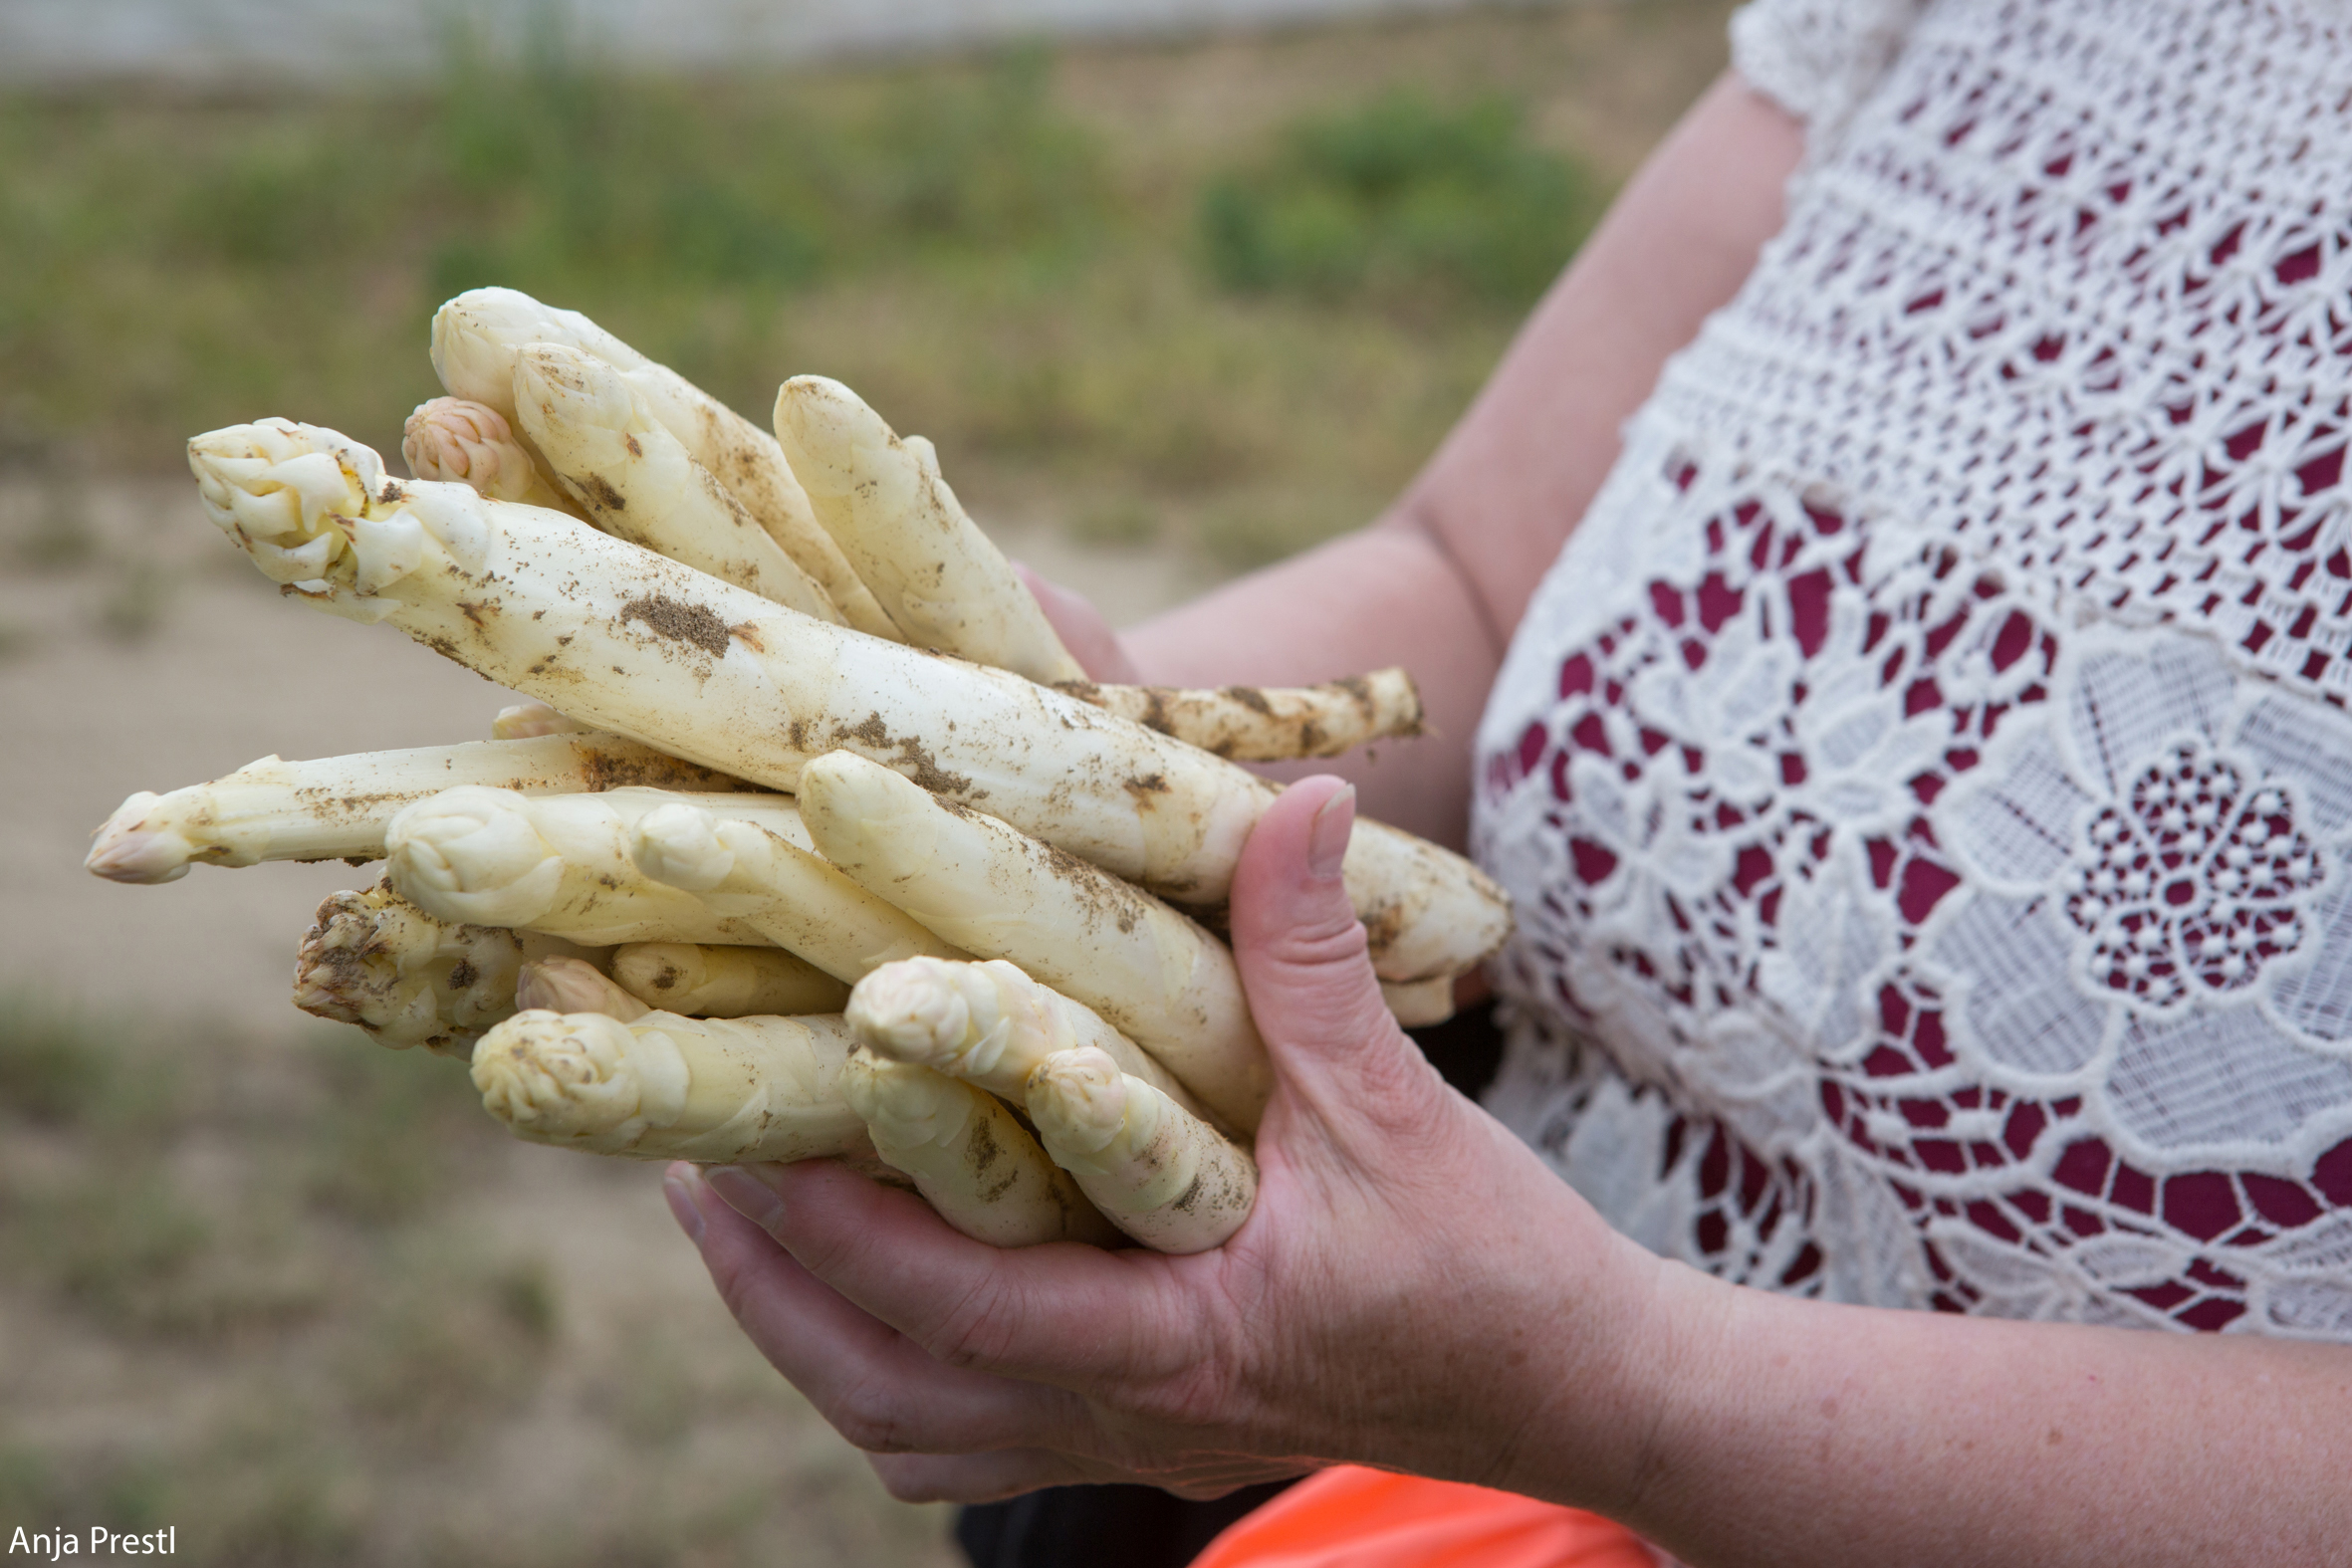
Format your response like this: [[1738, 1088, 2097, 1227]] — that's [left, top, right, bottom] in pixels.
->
[[383, 786, 566, 926], [85, 793, 199, 884], [1026, 1046, 1127, 1157], [631, 802, 733, 892], [844, 958, 972, 1067], [517, 956, 647, 1020], [471, 1008, 645, 1140]]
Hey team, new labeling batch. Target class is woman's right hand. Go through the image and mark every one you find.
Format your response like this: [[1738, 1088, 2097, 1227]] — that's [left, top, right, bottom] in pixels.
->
[[660, 776, 1676, 1507]]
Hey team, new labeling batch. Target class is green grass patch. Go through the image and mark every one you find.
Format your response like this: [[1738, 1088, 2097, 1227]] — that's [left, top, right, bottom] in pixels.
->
[[1200, 90, 1599, 313]]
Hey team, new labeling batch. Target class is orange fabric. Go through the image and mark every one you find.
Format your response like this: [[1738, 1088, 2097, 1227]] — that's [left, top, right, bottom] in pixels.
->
[[1189, 1466, 1655, 1568]]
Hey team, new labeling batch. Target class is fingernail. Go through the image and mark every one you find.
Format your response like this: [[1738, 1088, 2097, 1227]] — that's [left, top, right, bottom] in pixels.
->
[[662, 1169, 706, 1244], [705, 1163, 786, 1233], [1307, 784, 1354, 880]]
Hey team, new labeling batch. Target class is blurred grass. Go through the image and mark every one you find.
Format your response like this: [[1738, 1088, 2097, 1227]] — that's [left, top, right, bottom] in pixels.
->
[[0, 989, 949, 1564], [0, 2, 1736, 570]]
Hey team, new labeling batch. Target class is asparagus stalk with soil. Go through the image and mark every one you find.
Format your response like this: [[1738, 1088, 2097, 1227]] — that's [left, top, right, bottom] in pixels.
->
[[430, 287, 898, 640], [845, 956, 1214, 1130], [292, 878, 600, 1055], [629, 801, 967, 983], [383, 785, 801, 946], [800, 751, 1270, 1129], [1054, 668, 1423, 762], [1027, 1045, 1258, 1254], [840, 1049, 1116, 1247], [774, 376, 1084, 683], [86, 733, 743, 884], [472, 1008, 872, 1163], [610, 941, 850, 1018], [186, 419, 1509, 984], [512, 343, 843, 622]]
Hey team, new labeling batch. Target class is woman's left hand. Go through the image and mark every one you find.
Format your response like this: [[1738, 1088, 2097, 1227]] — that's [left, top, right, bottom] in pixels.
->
[[661, 776, 1668, 1505]]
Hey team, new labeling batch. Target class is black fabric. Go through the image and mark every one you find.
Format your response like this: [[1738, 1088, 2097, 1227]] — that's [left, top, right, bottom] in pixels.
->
[[953, 1003, 1505, 1567], [955, 1478, 1298, 1568], [1409, 996, 1506, 1101]]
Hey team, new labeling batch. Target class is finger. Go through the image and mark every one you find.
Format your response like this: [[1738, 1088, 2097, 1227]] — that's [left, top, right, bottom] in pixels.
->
[[666, 1164, 1089, 1456], [1012, 561, 1141, 684], [1229, 778, 1435, 1107], [694, 1158, 1211, 1394]]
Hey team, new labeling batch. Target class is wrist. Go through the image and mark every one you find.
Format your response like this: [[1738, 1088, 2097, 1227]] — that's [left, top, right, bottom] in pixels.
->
[[1491, 1230, 1742, 1518]]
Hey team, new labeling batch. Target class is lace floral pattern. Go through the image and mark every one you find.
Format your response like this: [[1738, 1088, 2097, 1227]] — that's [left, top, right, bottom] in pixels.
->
[[1472, 0, 2352, 1335]]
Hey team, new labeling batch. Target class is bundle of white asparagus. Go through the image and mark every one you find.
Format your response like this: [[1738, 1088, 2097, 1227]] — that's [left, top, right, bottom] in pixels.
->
[[87, 286, 1510, 1253]]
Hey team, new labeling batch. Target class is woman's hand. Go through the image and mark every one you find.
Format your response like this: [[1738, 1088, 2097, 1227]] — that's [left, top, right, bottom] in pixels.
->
[[661, 776, 1667, 1505]]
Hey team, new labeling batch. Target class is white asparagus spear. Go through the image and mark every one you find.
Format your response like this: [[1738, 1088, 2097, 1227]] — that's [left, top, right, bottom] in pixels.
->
[[472, 1008, 872, 1163], [292, 878, 598, 1056], [1379, 976, 1457, 1028], [1054, 668, 1423, 762], [513, 343, 843, 623], [401, 395, 585, 519], [86, 733, 744, 885], [630, 801, 966, 983], [774, 376, 1084, 683], [840, 1048, 1116, 1247], [186, 420, 1509, 980], [845, 956, 1216, 1130], [430, 287, 899, 640], [383, 785, 799, 946], [517, 955, 650, 1020], [610, 941, 850, 1018], [492, 701, 589, 740], [800, 751, 1270, 1129], [1026, 1046, 1258, 1254]]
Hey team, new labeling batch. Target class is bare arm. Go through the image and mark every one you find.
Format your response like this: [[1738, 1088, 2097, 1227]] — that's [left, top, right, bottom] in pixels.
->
[[1117, 72, 1804, 848], [1581, 1267, 2352, 1566]]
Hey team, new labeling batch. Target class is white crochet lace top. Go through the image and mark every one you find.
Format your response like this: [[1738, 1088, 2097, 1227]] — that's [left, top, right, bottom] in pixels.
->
[[1473, 0, 2352, 1336]]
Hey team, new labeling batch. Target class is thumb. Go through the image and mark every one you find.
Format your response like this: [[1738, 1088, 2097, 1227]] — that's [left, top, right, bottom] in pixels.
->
[[1011, 561, 1141, 684], [1229, 777, 1423, 1099]]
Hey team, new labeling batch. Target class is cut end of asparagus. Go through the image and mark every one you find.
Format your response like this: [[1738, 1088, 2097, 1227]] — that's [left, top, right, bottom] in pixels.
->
[[85, 792, 196, 883], [293, 883, 530, 1055], [472, 1008, 658, 1143], [630, 801, 735, 892], [1025, 1045, 1128, 1159], [844, 956, 976, 1069], [384, 785, 566, 926], [517, 956, 648, 1021]]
